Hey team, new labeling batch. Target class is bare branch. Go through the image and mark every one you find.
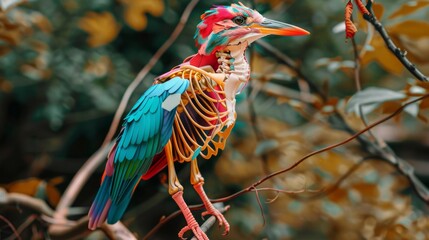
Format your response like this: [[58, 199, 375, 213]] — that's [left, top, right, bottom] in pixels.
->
[[5, 215, 37, 240], [351, 32, 380, 145], [363, 1, 428, 82], [49, 216, 136, 240], [0, 215, 21, 240], [351, 35, 362, 91], [0, 188, 54, 216], [190, 204, 229, 240]]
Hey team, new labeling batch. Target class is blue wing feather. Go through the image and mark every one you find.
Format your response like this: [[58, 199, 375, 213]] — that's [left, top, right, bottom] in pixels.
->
[[106, 77, 188, 223], [89, 77, 189, 228]]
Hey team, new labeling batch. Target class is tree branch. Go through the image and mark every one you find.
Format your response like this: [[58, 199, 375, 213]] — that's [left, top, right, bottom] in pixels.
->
[[0, 188, 54, 216], [363, 1, 428, 82], [143, 204, 228, 240], [190, 204, 229, 240], [0, 188, 135, 239], [0, 215, 21, 240]]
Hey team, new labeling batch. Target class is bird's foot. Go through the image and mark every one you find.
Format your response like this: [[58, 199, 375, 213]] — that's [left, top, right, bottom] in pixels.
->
[[172, 191, 208, 240], [202, 205, 230, 235], [193, 182, 230, 235], [178, 224, 209, 240]]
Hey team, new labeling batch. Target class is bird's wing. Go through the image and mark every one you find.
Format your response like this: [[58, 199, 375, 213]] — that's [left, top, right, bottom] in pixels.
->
[[89, 77, 189, 227]]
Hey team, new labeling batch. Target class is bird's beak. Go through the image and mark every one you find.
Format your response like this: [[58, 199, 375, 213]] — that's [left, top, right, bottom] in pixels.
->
[[250, 18, 310, 36]]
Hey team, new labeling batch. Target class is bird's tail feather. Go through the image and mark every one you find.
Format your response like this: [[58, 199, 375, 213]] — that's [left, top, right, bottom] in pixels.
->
[[88, 176, 113, 230], [107, 194, 132, 224]]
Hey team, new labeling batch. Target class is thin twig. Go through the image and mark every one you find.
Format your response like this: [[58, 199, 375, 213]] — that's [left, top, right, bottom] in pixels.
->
[[351, 33, 380, 143], [5, 215, 37, 240], [0, 187, 135, 239], [252, 187, 266, 226], [351, 36, 362, 91], [0, 188, 54, 216], [0, 215, 21, 240], [363, 1, 428, 82], [189, 204, 229, 240], [143, 204, 227, 240], [48, 216, 136, 240]]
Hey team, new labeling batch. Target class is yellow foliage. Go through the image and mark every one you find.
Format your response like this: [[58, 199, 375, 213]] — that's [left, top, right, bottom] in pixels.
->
[[361, 35, 404, 75], [84, 55, 112, 77], [0, 78, 12, 92], [316, 152, 355, 177], [360, 3, 429, 74], [389, 20, 429, 39], [2, 177, 63, 207], [121, 0, 164, 31], [352, 182, 380, 200], [31, 13, 52, 33], [0, 13, 22, 54], [79, 12, 121, 48], [389, 1, 429, 19]]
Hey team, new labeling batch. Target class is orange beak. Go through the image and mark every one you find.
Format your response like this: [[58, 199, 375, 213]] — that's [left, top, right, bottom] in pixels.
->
[[250, 18, 310, 36]]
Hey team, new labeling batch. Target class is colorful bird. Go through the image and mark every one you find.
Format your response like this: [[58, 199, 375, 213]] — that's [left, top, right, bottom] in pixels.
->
[[88, 3, 309, 239]]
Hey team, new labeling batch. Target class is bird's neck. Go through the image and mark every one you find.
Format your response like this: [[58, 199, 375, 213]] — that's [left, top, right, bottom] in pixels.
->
[[215, 42, 250, 126], [216, 43, 250, 83]]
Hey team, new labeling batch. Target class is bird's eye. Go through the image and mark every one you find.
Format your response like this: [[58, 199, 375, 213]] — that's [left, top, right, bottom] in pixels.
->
[[232, 16, 246, 25]]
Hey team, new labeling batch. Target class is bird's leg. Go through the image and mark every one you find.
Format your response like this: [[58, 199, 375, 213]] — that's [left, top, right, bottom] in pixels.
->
[[191, 158, 230, 235], [166, 141, 208, 240]]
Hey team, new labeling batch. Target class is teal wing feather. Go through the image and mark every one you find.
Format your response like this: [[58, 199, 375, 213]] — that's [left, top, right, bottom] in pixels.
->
[[88, 77, 189, 226], [108, 77, 189, 222]]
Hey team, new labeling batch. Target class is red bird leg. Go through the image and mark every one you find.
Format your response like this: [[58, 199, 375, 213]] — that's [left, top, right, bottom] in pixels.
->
[[191, 159, 230, 235], [166, 141, 208, 240], [172, 191, 208, 240]]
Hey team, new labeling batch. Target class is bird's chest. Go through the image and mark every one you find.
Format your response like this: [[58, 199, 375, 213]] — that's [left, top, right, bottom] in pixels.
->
[[167, 68, 233, 162]]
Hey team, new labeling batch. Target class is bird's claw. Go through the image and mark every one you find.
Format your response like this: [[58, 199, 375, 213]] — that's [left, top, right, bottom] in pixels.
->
[[178, 224, 209, 240], [201, 207, 230, 235]]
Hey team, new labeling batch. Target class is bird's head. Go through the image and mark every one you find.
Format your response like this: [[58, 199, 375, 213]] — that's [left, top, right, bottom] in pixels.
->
[[195, 3, 309, 55]]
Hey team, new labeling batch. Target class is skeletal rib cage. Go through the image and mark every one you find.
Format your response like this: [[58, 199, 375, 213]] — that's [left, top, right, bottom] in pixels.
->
[[158, 66, 233, 163]]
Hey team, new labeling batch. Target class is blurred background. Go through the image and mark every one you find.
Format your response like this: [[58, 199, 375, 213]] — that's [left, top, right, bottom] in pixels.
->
[[1, 0, 429, 239]]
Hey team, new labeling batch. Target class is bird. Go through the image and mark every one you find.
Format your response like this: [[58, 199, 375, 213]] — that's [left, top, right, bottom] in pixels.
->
[[88, 3, 309, 239]]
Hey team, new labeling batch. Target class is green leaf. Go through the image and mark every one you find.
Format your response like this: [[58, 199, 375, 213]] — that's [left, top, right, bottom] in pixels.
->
[[347, 87, 407, 115]]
